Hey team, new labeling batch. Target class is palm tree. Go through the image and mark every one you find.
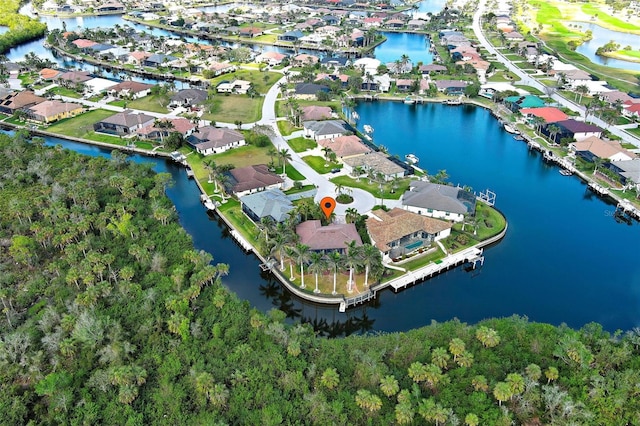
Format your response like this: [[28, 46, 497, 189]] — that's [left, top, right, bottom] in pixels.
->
[[493, 381, 512, 406], [291, 243, 310, 288], [327, 251, 342, 295], [285, 246, 296, 281], [307, 251, 326, 294], [379, 375, 399, 398], [592, 156, 604, 175], [449, 338, 465, 361], [345, 241, 361, 293], [360, 243, 380, 288], [267, 146, 278, 169], [399, 54, 411, 74], [506, 373, 525, 399], [345, 207, 359, 224], [465, 413, 480, 426], [575, 84, 589, 104], [321, 146, 333, 164], [270, 232, 290, 271], [547, 124, 561, 144], [431, 347, 450, 370], [545, 366, 559, 384], [279, 148, 292, 176], [475, 326, 500, 347]]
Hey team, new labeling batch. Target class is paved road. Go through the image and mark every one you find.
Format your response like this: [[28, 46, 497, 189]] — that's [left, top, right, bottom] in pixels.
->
[[471, 0, 640, 148]]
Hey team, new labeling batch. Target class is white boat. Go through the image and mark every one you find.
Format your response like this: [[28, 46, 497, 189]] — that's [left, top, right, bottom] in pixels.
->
[[504, 124, 520, 134], [559, 169, 573, 176], [363, 124, 374, 134], [364, 135, 372, 142], [404, 96, 415, 105], [405, 153, 419, 164]]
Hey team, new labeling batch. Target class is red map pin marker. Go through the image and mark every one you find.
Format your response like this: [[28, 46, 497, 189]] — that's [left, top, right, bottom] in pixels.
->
[[320, 196, 336, 219]]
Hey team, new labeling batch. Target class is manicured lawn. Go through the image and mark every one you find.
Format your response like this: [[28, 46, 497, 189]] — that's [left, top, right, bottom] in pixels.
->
[[285, 164, 305, 180], [217, 199, 263, 250], [277, 120, 300, 136], [48, 86, 82, 98], [284, 184, 315, 194], [208, 69, 280, 94], [391, 247, 446, 272], [303, 155, 342, 174], [202, 96, 263, 124], [581, 3, 640, 32], [46, 109, 116, 138], [125, 94, 171, 113], [287, 136, 316, 152], [627, 127, 640, 138], [621, 142, 638, 149], [514, 85, 544, 95], [187, 143, 274, 172], [503, 54, 525, 61], [473, 202, 507, 240], [330, 175, 411, 200]]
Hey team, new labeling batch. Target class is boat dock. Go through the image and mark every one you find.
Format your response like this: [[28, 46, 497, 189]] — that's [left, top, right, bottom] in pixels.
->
[[588, 182, 610, 196], [616, 199, 640, 221]]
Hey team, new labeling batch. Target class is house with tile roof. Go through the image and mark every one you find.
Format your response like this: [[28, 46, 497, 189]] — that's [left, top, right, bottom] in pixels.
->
[[93, 110, 155, 135], [256, 51, 287, 66], [186, 126, 246, 155], [126, 51, 152, 66], [107, 81, 153, 99], [301, 105, 333, 121], [342, 152, 406, 181], [519, 107, 568, 124], [292, 53, 320, 67], [225, 164, 284, 196], [55, 70, 92, 88], [366, 208, 452, 259], [303, 119, 349, 141], [27, 100, 83, 123], [546, 119, 603, 142], [295, 220, 362, 253], [318, 135, 372, 159], [170, 89, 208, 108], [402, 181, 477, 222], [240, 189, 295, 223], [136, 117, 196, 141], [570, 136, 636, 163], [0, 91, 46, 115]]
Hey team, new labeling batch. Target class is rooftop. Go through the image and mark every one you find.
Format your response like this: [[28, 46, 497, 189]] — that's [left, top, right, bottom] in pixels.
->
[[295, 220, 362, 251]]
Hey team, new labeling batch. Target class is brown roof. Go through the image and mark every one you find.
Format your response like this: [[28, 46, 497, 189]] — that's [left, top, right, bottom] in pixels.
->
[[295, 220, 362, 251], [302, 105, 333, 121], [108, 80, 153, 94], [366, 208, 452, 252], [28, 100, 82, 118], [343, 152, 405, 176], [572, 136, 636, 160], [39, 68, 60, 80], [56, 70, 92, 84], [318, 135, 371, 158], [137, 117, 195, 136], [228, 164, 283, 193], [99, 110, 155, 127], [189, 126, 244, 149], [72, 39, 97, 49], [0, 91, 46, 110]]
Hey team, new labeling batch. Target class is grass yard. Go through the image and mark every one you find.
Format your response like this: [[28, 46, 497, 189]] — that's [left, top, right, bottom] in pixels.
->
[[48, 86, 82, 98], [285, 164, 305, 180], [394, 247, 446, 272], [284, 184, 315, 194], [47, 109, 116, 138], [287, 136, 316, 152], [514, 84, 544, 95], [202, 96, 263, 123], [277, 120, 300, 136], [581, 3, 640, 33], [125, 94, 171, 114], [208, 69, 280, 94], [330, 175, 411, 200], [627, 127, 640, 138], [217, 199, 262, 249], [303, 155, 342, 174], [472, 203, 507, 240], [187, 143, 274, 172]]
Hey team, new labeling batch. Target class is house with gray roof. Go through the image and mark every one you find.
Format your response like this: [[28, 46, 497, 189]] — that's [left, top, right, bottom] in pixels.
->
[[240, 189, 295, 223], [607, 159, 640, 186], [278, 30, 304, 41], [402, 181, 476, 222], [187, 126, 246, 155], [303, 119, 349, 141], [169, 89, 208, 108], [294, 83, 330, 100], [342, 152, 406, 181], [143, 54, 177, 67], [93, 110, 155, 136]]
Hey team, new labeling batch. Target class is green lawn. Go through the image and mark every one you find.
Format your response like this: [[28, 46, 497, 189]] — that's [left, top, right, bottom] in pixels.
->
[[187, 143, 274, 172], [277, 120, 300, 136], [627, 127, 640, 138], [46, 109, 116, 138], [303, 155, 342, 174], [287, 136, 316, 152], [48, 86, 82, 98], [394, 247, 446, 272], [208, 69, 280, 94], [202, 96, 263, 124], [285, 164, 305, 181], [217, 199, 263, 250], [514, 85, 544, 95], [581, 3, 640, 32], [472, 203, 507, 240], [125, 94, 171, 114], [284, 184, 315, 194], [330, 175, 411, 200]]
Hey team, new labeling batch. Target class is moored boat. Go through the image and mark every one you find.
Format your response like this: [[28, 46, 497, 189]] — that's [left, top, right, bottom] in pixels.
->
[[404, 96, 415, 105], [504, 123, 519, 134], [405, 153, 419, 164], [363, 124, 374, 134]]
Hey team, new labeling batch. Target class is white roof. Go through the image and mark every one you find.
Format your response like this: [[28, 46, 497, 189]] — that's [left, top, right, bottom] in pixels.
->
[[354, 57, 381, 75], [481, 82, 528, 95], [572, 80, 611, 94], [84, 78, 119, 93], [552, 60, 578, 71]]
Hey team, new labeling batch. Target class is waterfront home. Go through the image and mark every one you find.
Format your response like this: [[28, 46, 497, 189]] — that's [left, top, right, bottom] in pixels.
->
[[136, 117, 196, 141], [216, 80, 252, 95], [294, 83, 331, 100], [39, 68, 61, 81], [71, 39, 97, 51], [186, 126, 246, 156], [27, 100, 83, 123], [315, 73, 349, 87], [342, 152, 406, 181], [504, 95, 546, 112], [302, 105, 333, 121], [545, 119, 603, 142], [353, 57, 381, 76], [107, 81, 153, 99], [366, 208, 452, 260], [169, 89, 208, 108], [519, 107, 568, 124], [278, 30, 304, 42], [55, 71, 92, 88], [208, 62, 237, 77], [240, 189, 295, 223], [303, 120, 349, 141], [318, 135, 372, 159], [0, 91, 46, 115], [225, 165, 284, 197], [83, 78, 119, 95], [93, 110, 155, 136], [143, 54, 177, 68], [607, 159, 640, 186], [407, 19, 427, 30], [419, 64, 447, 75], [570, 136, 636, 163], [433, 80, 468, 95], [295, 221, 362, 254], [239, 27, 263, 38], [363, 17, 384, 27], [320, 56, 350, 70], [126, 51, 152, 66], [292, 54, 320, 67], [96, 2, 125, 12], [402, 181, 476, 223], [255, 51, 287, 66], [395, 79, 415, 92]]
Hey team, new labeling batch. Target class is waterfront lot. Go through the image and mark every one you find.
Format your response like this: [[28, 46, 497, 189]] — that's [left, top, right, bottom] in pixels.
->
[[202, 96, 264, 124]]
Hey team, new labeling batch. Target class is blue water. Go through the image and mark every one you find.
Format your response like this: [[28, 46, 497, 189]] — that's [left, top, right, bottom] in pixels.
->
[[355, 101, 640, 332], [374, 32, 433, 65], [569, 21, 640, 72], [0, 26, 8, 35], [414, 0, 447, 15]]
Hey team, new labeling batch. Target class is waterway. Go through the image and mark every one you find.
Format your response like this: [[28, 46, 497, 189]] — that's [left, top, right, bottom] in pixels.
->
[[569, 21, 640, 72], [374, 32, 433, 65]]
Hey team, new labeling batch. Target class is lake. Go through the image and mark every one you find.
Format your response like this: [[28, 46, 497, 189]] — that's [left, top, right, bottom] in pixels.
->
[[374, 32, 434, 65], [569, 21, 640, 72]]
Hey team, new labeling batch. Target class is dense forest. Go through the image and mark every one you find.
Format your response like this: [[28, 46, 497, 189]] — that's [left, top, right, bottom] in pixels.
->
[[0, 0, 47, 54], [2, 132, 640, 425]]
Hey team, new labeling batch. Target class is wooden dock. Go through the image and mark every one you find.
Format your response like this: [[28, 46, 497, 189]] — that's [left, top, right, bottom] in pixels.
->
[[588, 182, 609, 196], [616, 199, 640, 221]]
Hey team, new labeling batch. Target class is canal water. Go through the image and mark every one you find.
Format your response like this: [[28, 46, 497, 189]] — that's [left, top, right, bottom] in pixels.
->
[[374, 32, 433, 65], [569, 21, 640, 72]]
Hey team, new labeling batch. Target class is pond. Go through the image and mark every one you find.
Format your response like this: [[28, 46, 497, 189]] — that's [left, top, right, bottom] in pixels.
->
[[374, 32, 433, 65], [569, 21, 640, 72]]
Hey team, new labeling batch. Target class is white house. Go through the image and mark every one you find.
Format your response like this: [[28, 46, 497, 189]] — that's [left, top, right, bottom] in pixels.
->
[[186, 126, 246, 155], [302, 120, 349, 141], [401, 181, 477, 222], [216, 80, 252, 94]]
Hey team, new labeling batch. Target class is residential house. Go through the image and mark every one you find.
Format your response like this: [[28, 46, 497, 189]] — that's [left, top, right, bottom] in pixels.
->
[[294, 83, 330, 100], [278, 30, 304, 42], [318, 135, 372, 159], [303, 119, 349, 141], [93, 110, 155, 135], [127, 51, 151, 66], [363, 17, 384, 27], [301, 105, 333, 121], [395, 79, 415, 92], [107, 81, 153, 99], [607, 159, 640, 186], [366, 208, 452, 260], [504, 95, 545, 112], [407, 19, 427, 30], [556, 68, 592, 87], [419, 64, 447, 75], [295, 220, 362, 253], [342, 152, 406, 181], [353, 57, 381, 75], [27, 100, 83, 123], [226, 164, 284, 196], [71, 39, 97, 51], [55, 70, 92, 88], [136, 117, 196, 141], [599, 90, 634, 106], [519, 106, 568, 124], [503, 31, 524, 42], [208, 62, 237, 76], [255, 51, 287, 66], [623, 102, 640, 119], [83, 78, 119, 95], [240, 188, 295, 223], [186, 126, 246, 155], [545, 119, 603, 142], [401, 181, 476, 222], [320, 56, 350, 70], [96, 2, 125, 12], [292, 53, 320, 67], [321, 15, 340, 25], [433, 79, 468, 95], [169, 89, 208, 108], [216, 80, 252, 94], [385, 18, 405, 29], [239, 27, 263, 37], [0, 91, 46, 115], [570, 136, 636, 162], [143, 54, 177, 67], [39, 68, 61, 81]]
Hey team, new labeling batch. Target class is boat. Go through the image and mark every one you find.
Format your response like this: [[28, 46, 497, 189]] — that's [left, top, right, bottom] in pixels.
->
[[513, 135, 524, 141], [404, 96, 415, 105], [364, 135, 372, 142], [559, 169, 573, 176], [363, 124, 374, 134], [444, 98, 462, 105], [503, 123, 519, 134], [405, 153, 419, 164]]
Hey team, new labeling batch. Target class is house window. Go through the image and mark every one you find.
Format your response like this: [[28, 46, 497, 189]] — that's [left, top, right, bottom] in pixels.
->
[[427, 209, 433, 213]]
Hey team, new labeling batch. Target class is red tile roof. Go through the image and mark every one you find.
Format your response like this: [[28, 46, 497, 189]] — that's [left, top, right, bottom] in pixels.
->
[[520, 107, 569, 123], [295, 220, 362, 251]]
